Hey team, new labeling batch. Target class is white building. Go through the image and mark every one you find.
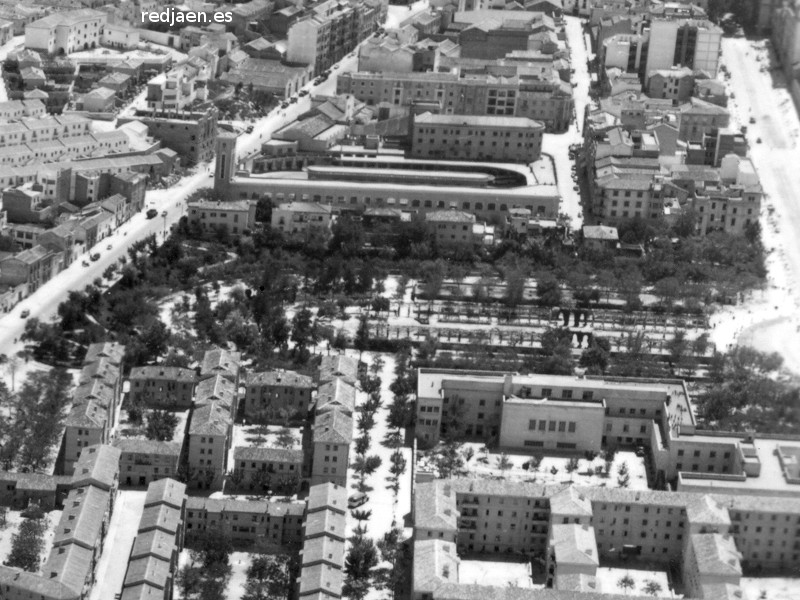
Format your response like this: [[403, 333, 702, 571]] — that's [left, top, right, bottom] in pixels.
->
[[645, 19, 722, 78], [25, 9, 106, 55]]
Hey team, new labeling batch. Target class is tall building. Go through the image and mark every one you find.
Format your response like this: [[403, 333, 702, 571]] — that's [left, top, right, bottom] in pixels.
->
[[645, 19, 722, 78], [287, 0, 386, 75]]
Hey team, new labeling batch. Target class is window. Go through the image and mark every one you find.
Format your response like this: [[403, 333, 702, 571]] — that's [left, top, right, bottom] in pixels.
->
[[548, 421, 556, 431], [568, 422, 576, 433], [528, 420, 536, 430]]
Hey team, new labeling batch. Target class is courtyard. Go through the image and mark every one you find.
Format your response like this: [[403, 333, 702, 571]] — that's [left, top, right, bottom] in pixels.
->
[[595, 566, 678, 598]]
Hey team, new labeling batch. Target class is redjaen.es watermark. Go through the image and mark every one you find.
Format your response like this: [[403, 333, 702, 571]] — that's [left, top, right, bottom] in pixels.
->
[[141, 8, 232, 27]]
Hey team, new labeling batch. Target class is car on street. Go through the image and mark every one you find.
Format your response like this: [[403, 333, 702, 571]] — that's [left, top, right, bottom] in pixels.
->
[[161, 210, 168, 217], [82, 260, 89, 267], [756, 137, 762, 143], [146, 209, 158, 219], [299, 90, 309, 97], [106, 244, 112, 250], [749, 117, 756, 124], [289, 96, 298, 104], [573, 185, 579, 191], [281, 101, 289, 108], [90, 253, 100, 262], [348, 492, 368, 509], [20, 309, 29, 319], [245, 125, 254, 133]]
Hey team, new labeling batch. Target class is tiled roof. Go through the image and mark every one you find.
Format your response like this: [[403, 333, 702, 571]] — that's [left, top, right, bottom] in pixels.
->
[[414, 481, 459, 532], [301, 535, 345, 567], [189, 401, 231, 436], [115, 439, 183, 457], [130, 529, 177, 562], [129, 366, 196, 382], [312, 409, 353, 444], [414, 539, 460, 595], [124, 556, 172, 589], [303, 508, 346, 541], [194, 374, 236, 409], [41, 543, 94, 595], [316, 378, 356, 416], [549, 523, 598, 566], [234, 446, 304, 463], [307, 483, 347, 514], [71, 444, 120, 490], [245, 369, 315, 388], [200, 348, 241, 379], [144, 478, 185, 510], [53, 486, 110, 549], [690, 533, 741, 576], [318, 355, 358, 385], [84, 341, 125, 365], [138, 504, 182, 535], [425, 210, 477, 223], [582, 225, 619, 241], [0, 565, 78, 600], [298, 563, 344, 597]]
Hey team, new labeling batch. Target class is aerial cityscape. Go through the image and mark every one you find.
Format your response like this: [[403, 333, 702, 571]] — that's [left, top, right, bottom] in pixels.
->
[[0, 0, 796, 599]]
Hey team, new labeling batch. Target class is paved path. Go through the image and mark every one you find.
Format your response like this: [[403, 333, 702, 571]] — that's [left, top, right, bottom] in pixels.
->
[[89, 490, 147, 600]]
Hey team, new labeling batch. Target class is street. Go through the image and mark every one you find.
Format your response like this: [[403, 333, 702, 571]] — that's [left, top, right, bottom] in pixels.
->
[[542, 16, 590, 228], [707, 38, 800, 373]]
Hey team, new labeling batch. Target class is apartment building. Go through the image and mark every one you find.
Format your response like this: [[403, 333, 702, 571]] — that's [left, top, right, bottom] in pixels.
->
[[337, 70, 574, 133], [0, 245, 58, 293], [25, 9, 106, 54], [644, 19, 723, 78], [116, 439, 183, 486], [413, 478, 799, 600], [187, 401, 232, 490], [425, 210, 493, 248], [286, 0, 385, 75], [0, 445, 121, 600], [128, 366, 197, 409], [119, 479, 185, 600], [118, 107, 218, 166], [310, 409, 352, 487], [242, 369, 316, 423], [0, 99, 46, 120], [411, 113, 544, 163], [185, 496, 305, 548], [187, 199, 258, 236], [297, 483, 348, 600], [233, 446, 304, 491]]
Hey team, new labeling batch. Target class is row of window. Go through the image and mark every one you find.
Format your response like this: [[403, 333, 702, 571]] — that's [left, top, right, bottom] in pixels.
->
[[527, 420, 578, 433]]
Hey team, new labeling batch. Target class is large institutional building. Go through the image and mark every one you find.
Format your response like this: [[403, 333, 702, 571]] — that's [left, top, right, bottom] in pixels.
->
[[213, 133, 561, 222], [412, 368, 800, 600]]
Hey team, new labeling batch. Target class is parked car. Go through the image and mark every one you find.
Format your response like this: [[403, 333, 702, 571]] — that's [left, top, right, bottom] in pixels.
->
[[299, 90, 309, 97], [635, 446, 646, 457], [281, 101, 289, 108], [82, 260, 90, 267], [146, 209, 158, 219], [106, 244, 112, 250], [245, 125, 254, 133], [348, 493, 368, 509], [749, 117, 756, 124], [161, 210, 168, 217], [90, 253, 100, 261], [290, 96, 298, 104], [20, 309, 29, 319]]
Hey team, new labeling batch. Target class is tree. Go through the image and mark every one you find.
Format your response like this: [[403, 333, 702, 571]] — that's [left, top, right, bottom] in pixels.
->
[[617, 575, 635, 595], [566, 457, 580, 481], [579, 337, 610, 374], [291, 308, 317, 353], [7, 517, 45, 571], [177, 565, 204, 598], [345, 535, 379, 581], [354, 314, 370, 359], [190, 527, 232, 575], [146, 410, 179, 441], [497, 453, 512, 477], [642, 580, 663, 597], [537, 273, 562, 306], [654, 277, 681, 311]]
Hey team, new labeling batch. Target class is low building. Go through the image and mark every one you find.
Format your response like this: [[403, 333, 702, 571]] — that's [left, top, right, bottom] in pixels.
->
[[318, 355, 359, 386], [411, 113, 544, 163], [184, 496, 305, 548], [315, 378, 356, 417], [271, 202, 333, 240], [233, 446, 304, 491], [80, 87, 116, 112], [128, 366, 197, 409], [116, 439, 183, 486], [187, 199, 258, 236], [581, 225, 619, 251], [242, 370, 316, 423]]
